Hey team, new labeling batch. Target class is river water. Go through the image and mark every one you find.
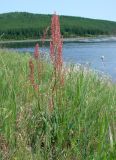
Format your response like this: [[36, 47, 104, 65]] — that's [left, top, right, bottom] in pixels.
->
[[1, 39, 116, 81]]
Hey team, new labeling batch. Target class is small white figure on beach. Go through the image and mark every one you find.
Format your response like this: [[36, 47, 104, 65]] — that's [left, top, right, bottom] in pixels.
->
[[101, 55, 105, 67], [101, 56, 104, 62]]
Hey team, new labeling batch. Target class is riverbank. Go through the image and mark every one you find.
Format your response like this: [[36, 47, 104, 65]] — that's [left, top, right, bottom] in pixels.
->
[[1, 36, 116, 44], [0, 49, 115, 159]]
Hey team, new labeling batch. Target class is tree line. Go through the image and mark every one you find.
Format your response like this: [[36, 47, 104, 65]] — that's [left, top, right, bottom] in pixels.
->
[[0, 12, 116, 40]]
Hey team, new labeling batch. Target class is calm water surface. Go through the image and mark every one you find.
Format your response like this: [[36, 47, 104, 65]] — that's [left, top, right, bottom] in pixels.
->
[[63, 42, 116, 81], [1, 40, 116, 81]]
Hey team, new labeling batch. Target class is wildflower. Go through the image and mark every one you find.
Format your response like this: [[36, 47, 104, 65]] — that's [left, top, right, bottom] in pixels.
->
[[60, 69, 65, 86], [50, 12, 63, 72], [34, 43, 39, 59], [29, 58, 39, 91], [50, 41, 54, 63]]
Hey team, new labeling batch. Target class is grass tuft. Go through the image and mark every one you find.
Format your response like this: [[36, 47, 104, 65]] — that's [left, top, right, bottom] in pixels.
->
[[0, 49, 116, 159]]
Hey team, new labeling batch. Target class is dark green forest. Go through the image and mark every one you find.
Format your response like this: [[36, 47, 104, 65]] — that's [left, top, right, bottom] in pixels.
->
[[0, 12, 116, 40]]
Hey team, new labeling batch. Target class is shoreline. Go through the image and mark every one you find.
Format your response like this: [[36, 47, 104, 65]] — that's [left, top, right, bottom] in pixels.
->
[[0, 48, 115, 83], [0, 36, 116, 44]]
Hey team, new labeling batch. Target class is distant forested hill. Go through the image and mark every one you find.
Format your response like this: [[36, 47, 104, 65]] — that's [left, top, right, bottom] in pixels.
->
[[0, 12, 116, 40]]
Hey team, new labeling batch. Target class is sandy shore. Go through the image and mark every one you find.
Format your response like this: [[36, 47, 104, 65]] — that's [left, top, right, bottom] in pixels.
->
[[0, 36, 116, 44]]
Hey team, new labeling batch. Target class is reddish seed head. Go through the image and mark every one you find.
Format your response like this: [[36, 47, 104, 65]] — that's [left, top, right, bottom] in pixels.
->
[[51, 13, 61, 45], [34, 43, 39, 59], [29, 59, 39, 91], [29, 59, 34, 74], [50, 41, 55, 63], [50, 12, 63, 72]]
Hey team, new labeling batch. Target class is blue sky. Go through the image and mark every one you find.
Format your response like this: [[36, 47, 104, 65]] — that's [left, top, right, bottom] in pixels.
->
[[0, 0, 116, 21]]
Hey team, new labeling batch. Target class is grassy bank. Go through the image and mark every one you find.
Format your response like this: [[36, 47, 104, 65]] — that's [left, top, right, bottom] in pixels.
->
[[0, 49, 116, 159]]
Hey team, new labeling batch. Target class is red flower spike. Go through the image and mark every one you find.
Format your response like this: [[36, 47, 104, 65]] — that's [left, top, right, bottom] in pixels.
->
[[34, 43, 39, 59], [50, 12, 63, 72]]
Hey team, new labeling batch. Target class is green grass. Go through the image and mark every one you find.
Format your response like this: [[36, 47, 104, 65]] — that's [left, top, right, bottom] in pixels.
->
[[0, 49, 116, 159]]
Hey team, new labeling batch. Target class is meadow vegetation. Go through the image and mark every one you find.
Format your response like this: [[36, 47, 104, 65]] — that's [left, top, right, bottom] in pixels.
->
[[0, 13, 116, 160], [0, 49, 116, 159]]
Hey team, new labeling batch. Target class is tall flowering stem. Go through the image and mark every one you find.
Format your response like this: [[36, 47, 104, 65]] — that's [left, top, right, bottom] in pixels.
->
[[29, 59, 38, 91], [34, 43, 42, 84], [50, 13, 63, 73], [29, 43, 40, 91], [34, 43, 39, 59], [49, 13, 64, 111]]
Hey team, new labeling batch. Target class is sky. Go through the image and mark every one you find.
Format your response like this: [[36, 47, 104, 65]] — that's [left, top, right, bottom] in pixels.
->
[[0, 0, 116, 21]]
